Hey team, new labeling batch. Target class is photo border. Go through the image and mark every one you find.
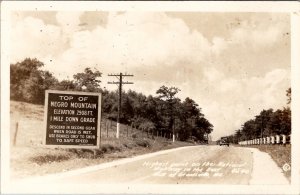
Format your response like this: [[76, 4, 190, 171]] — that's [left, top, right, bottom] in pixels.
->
[[1, 1, 300, 194]]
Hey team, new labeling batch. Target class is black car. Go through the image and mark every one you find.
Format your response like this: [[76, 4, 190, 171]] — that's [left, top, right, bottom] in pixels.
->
[[219, 137, 229, 146]]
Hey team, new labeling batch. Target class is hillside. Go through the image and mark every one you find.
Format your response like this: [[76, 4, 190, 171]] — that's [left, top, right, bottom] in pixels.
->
[[10, 101, 195, 179]]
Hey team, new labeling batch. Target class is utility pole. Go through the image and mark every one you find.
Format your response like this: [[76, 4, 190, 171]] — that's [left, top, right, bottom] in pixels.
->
[[108, 73, 133, 139], [260, 115, 264, 145], [172, 117, 176, 143]]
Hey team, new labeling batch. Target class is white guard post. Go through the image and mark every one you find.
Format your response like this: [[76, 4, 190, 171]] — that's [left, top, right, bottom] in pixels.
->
[[271, 136, 275, 144], [116, 122, 120, 138], [276, 135, 280, 144], [282, 135, 286, 144], [173, 134, 175, 142]]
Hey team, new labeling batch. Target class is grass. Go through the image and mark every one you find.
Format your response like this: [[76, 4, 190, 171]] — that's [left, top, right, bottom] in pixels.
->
[[246, 144, 291, 182], [29, 154, 71, 165], [9, 100, 194, 179], [135, 139, 151, 147]]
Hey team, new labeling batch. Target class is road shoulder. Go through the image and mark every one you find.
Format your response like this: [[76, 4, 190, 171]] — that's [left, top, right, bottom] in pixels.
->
[[247, 147, 289, 185]]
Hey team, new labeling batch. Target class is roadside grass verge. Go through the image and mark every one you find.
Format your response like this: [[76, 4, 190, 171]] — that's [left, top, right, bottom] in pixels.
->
[[11, 138, 192, 179], [29, 153, 71, 165], [135, 139, 151, 147]]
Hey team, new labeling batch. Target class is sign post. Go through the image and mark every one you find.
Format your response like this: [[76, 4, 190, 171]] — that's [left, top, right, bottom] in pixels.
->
[[44, 90, 101, 149]]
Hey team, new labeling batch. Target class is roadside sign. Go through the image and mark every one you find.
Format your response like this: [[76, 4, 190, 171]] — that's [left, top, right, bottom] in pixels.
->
[[44, 90, 101, 148]]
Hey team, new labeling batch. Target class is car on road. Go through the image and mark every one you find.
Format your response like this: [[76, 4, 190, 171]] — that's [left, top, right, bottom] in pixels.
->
[[219, 137, 229, 146]]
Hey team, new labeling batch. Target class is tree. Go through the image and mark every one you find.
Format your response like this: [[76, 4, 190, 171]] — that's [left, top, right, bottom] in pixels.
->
[[103, 90, 118, 120], [10, 58, 58, 104], [73, 67, 102, 92], [176, 97, 204, 141], [11, 58, 44, 101], [255, 109, 273, 137], [54, 80, 76, 91], [279, 107, 291, 135], [286, 87, 291, 105], [193, 117, 213, 141], [234, 129, 242, 142], [182, 97, 202, 118], [145, 95, 160, 121], [10, 58, 215, 142], [241, 119, 257, 140], [139, 120, 156, 137], [156, 85, 180, 131], [227, 88, 292, 142], [156, 85, 181, 102], [121, 94, 134, 123]]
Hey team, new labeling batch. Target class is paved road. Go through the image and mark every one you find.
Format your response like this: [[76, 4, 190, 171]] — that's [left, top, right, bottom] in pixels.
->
[[8, 145, 290, 194], [48, 146, 257, 184]]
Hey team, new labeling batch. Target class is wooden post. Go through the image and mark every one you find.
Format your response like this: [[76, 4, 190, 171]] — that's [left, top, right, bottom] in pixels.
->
[[13, 122, 19, 146], [106, 122, 109, 138], [93, 150, 97, 158], [100, 121, 102, 147]]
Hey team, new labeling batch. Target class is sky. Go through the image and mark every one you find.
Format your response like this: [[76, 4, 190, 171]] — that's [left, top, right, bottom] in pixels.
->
[[10, 11, 291, 140]]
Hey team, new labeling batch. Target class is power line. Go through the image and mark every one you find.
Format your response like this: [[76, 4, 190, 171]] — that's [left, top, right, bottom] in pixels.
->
[[107, 73, 134, 138]]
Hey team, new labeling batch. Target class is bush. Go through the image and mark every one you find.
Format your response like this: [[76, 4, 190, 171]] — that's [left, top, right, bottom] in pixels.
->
[[100, 144, 121, 153], [132, 133, 138, 139], [123, 143, 133, 149], [135, 139, 151, 147], [29, 154, 70, 165], [67, 148, 103, 158]]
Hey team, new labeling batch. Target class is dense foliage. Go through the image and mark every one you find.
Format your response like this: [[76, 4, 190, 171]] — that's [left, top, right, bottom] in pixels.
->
[[10, 58, 58, 104], [10, 58, 213, 142]]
